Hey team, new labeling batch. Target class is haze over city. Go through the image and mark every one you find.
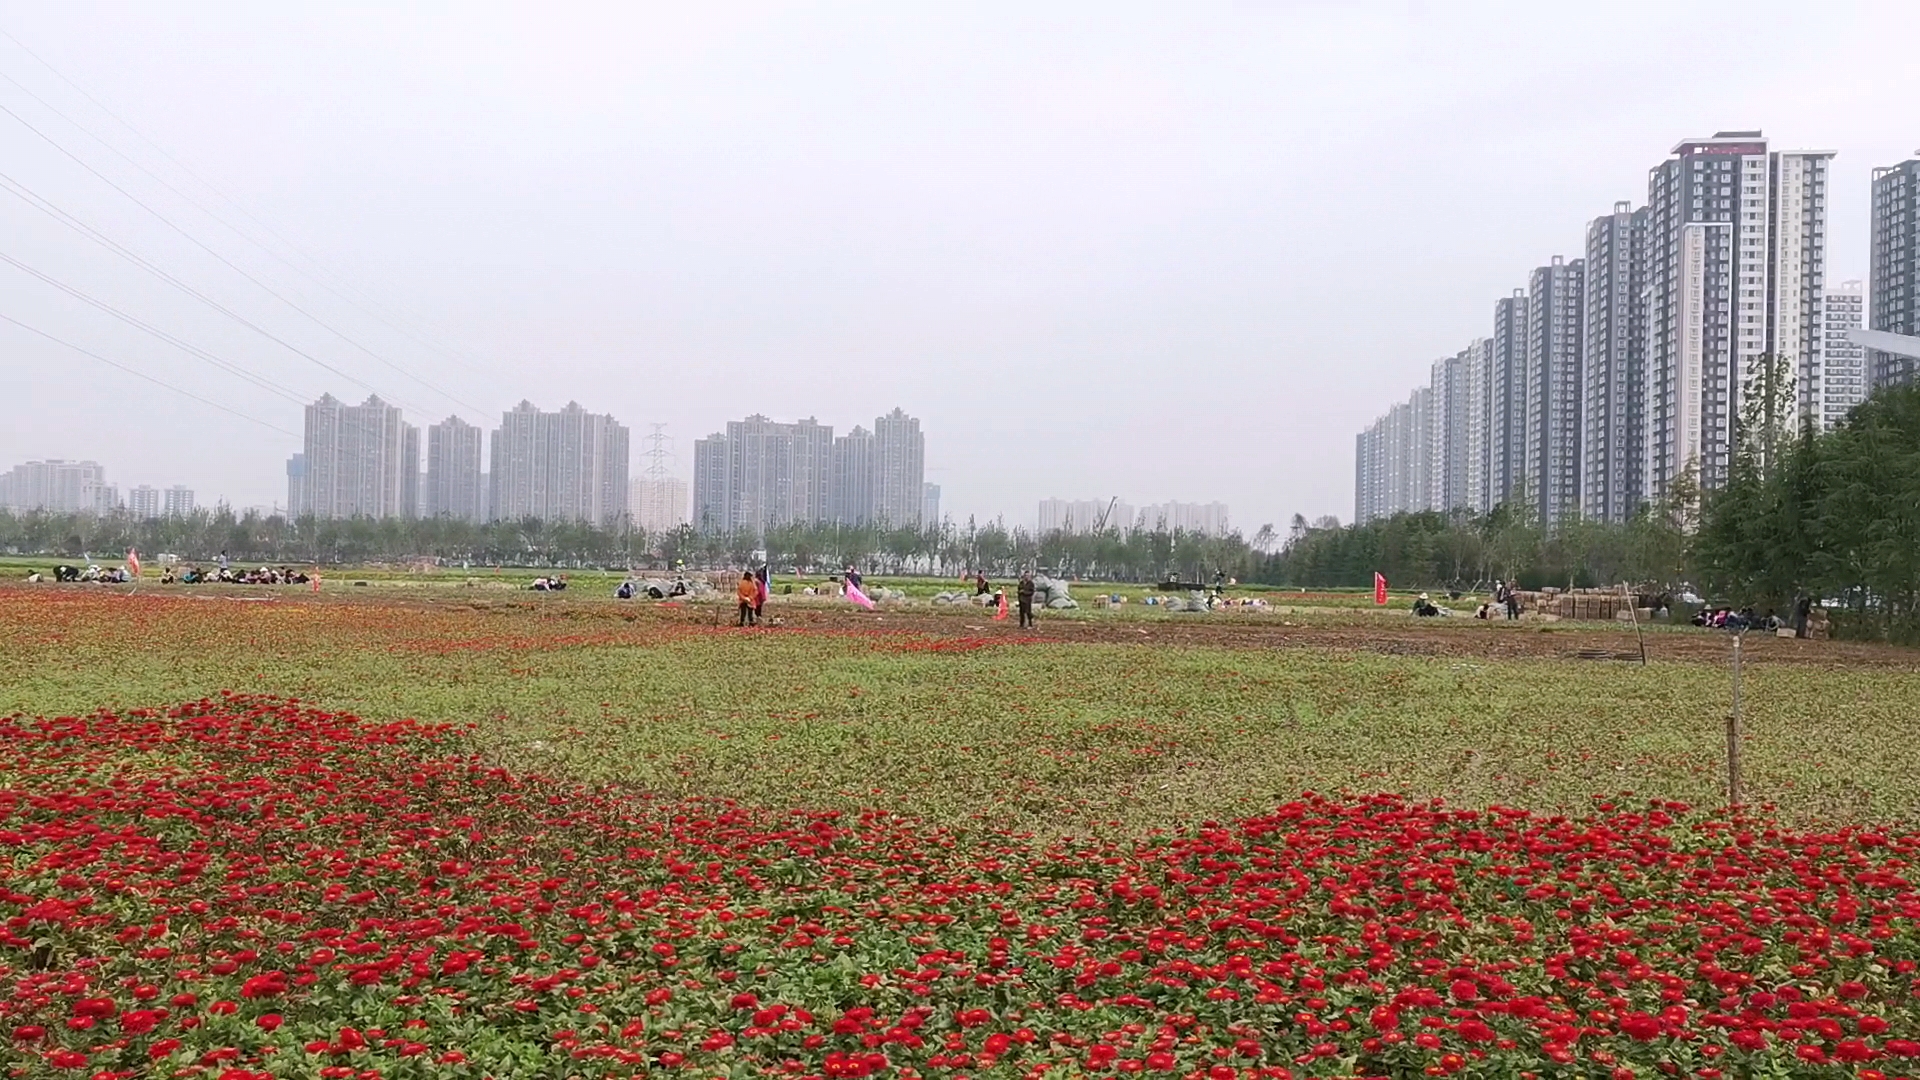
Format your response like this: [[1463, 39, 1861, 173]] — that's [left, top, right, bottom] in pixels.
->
[[3, 2, 1918, 530]]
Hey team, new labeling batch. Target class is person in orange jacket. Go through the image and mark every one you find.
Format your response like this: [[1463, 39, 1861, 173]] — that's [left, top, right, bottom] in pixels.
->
[[736, 571, 760, 627]]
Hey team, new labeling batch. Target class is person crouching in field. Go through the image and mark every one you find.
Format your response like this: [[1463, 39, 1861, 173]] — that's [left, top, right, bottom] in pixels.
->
[[737, 571, 760, 627]]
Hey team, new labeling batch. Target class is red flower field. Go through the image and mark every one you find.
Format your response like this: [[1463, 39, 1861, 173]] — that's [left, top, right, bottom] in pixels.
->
[[4, 695, 1918, 1078]]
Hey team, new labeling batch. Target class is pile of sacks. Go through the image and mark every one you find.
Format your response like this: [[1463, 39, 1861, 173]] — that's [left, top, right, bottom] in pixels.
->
[[1033, 575, 1078, 609]]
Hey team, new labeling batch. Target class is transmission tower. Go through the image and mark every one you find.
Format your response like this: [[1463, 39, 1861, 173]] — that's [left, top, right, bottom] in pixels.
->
[[642, 424, 675, 479]]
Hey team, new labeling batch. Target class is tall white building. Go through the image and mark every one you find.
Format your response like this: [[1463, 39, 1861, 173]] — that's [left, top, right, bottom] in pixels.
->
[[629, 476, 689, 532], [1487, 290, 1530, 508], [1870, 156, 1920, 389], [1038, 498, 1134, 535], [922, 483, 941, 528], [489, 401, 629, 527], [1821, 281, 1868, 428], [425, 416, 485, 522], [872, 408, 926, 527], [301, 394, 418, 520], [128, 485, 161, 518], [164, 486, 196, 516], [285, 454, 307, 518], [830, 426, 875, 526], [691, 415, 833, 536], [1643, 133, 1832, 501], [1137, 501, 1231, 537], [1525, 256, 1585, 525], [0, 460, 117, 514], [1583, 203, 1649, 522]]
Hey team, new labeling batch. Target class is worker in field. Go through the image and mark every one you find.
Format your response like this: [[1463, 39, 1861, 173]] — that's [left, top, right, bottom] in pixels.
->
[[1017, 571, 1037, 628], [737, 571, 760, 627]]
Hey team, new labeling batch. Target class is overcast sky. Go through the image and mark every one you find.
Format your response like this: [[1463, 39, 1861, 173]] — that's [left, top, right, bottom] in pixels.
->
[[2, 2, 1917, 530]]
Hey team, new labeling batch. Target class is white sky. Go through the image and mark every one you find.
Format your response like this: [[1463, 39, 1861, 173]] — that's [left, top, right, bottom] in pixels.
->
[[2, 2, 1917, 529]]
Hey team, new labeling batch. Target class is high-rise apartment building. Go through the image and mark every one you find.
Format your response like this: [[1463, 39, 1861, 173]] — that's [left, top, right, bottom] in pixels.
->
[[872, 408, 926, 527], [1038, 498, 1134, 534], [1644, 133, 1831, 501], [1524, 256, 1584, 525], [692, 435, 732, 533], [1822, 281, 1868, 427], [628, 476, 689, 532], [1488, 290, 1530, 508], [164, 486, 196, 516], [691, 415, 832, 536], [1355, 387, 1437, 524], [0, 460, 117, 514], [1583, 203, 1648, 522], [286, 454, 307, 518], [830, 427, 875, 526], [1773, 151, 1834, 425], [424, 416, 485, 521], [922, 483, 941, 528], [1137, 501, 1231, 537], [1870, 156, 1920, 389], [128, 485, 161, 518], [1461, 339, 1490, 513], [301, 394, 418, 520], [1429, 351, 1477, 513], [488, 401, 629, 527]]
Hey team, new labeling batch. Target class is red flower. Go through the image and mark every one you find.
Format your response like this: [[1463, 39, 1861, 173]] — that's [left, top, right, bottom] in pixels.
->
[[47, 1049, 89, 1069], [1619, 1012, 1661, 1041], [256, 1014, 283, 1031]]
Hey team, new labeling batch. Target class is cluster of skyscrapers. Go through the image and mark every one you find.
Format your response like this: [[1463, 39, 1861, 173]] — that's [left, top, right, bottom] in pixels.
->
[[1355, 136, 1920, 527], [692, 409, 936, 534], [0, 459, 197, 518], [289, 395, 631, 527], [1036, 498, 1232, 537]]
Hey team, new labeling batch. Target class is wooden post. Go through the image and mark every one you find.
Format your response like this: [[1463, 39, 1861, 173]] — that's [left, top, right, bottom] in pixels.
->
[[1727, 632, 1744, 807], [1623, 583, 1648, 666]]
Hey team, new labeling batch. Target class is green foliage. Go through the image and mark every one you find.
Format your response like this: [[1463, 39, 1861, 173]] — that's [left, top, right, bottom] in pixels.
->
[[0, 507, 1276, 582], [1696, 382, 1920, 639], [1259, 501, 1688, 592]]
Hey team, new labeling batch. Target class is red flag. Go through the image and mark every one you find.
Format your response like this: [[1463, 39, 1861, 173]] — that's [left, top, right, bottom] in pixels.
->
[[127, 548, 141, 578], [1373, 572, 1387, 606], [994, 593, 1008, 621]]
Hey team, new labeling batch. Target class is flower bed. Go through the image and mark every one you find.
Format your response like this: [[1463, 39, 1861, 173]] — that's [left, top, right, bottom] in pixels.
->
[[3, 696, 1918, 1078]]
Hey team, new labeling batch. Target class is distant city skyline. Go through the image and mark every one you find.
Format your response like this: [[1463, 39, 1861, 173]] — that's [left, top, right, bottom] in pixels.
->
[[1354, 131, 1897, 528], [7, 7, 1912, 531]]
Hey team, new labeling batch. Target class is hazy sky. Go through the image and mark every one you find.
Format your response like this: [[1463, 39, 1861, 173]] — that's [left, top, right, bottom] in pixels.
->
[[3, 2, 1917, 530]]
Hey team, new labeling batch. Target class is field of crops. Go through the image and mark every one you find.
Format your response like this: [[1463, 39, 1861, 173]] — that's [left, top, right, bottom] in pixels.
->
[[5, 585, 1920, 1078]]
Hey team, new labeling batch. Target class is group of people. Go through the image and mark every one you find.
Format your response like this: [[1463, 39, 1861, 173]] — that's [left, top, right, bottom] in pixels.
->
[[529, 576, 569, 592], [34, 562, 311, 586], [1692, 606, 1785, 632], [172, 565, 310, 585], [1470, 580, 1524, 620], [963, 570, 1038, 627]]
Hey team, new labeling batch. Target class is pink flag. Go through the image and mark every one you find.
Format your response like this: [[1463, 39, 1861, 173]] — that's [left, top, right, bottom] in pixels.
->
[[846, 580, 876, 610]]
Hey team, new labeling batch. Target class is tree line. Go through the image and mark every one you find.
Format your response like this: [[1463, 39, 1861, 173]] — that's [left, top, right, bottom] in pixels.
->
[[0, 506, 1276, 584], [1269, 380, 1920, 641]]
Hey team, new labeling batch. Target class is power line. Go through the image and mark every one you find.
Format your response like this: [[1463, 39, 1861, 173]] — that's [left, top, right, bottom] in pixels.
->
[[0, 250, 314, 406], [0, 37, 496, 418], [0, 99, 432, 414], [0, 168, 426, 414], [0, 311, 296, 436]]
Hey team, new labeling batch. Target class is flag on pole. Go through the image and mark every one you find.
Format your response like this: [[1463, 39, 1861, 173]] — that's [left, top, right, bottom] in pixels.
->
[[845, 579, 876, 610], [127, 548, 141, 579], [1373, 572, 1388, 605]]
